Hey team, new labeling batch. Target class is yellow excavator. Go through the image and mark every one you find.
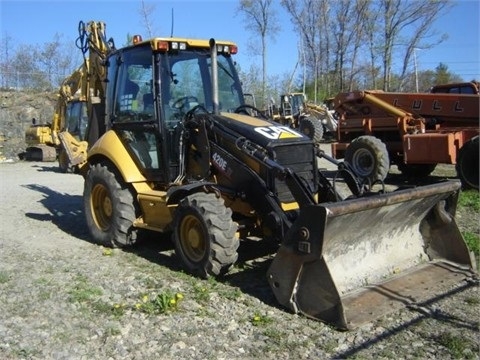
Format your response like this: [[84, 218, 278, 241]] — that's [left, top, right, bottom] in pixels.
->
[[70, 21, 476, 330], [24, 21, 112, 172]]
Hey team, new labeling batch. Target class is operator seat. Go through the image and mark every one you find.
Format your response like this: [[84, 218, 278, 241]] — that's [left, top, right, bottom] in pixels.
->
[[143, 93, 154, 112]]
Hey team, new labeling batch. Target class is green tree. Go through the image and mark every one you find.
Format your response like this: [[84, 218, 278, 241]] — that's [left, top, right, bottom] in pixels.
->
[[433, 63, 463, 85]]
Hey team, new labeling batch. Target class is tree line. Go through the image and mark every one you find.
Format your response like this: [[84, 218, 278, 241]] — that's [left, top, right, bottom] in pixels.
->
[[238, 0, 466, 107], [0, 33, 80, 91], [0, 0, 469, 109]]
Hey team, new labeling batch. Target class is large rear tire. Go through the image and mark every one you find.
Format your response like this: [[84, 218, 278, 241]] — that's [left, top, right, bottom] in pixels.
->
[[456, 136, 479, 190], [173, 192, 239, 278], [345, 135, 389, 183], [299, 115, 323, 144], [84, 162, 138, 247]]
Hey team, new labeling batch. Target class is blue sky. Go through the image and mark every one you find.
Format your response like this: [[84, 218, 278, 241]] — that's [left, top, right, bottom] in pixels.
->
[[1, 0, 479, 82]]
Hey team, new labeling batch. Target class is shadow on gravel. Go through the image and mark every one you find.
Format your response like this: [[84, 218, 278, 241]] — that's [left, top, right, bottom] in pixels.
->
[[332, 280, 479, 359], [23, 184, 91, 241], [221, 239, 281, 308], [31, 164, 66, 173], [126, 232, 185, 274]]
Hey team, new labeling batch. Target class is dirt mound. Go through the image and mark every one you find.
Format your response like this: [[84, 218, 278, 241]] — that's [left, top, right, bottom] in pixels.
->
[[0, 90, 57, 161]]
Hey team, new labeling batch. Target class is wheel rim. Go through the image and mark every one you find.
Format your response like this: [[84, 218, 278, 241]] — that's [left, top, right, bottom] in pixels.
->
[[90, 183, 113, 231], [351, 149, 374, 177], [179, 215, 206, 262]]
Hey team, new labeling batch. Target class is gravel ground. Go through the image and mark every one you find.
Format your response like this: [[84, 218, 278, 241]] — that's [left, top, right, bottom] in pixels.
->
[[0, 158, 479, 360]]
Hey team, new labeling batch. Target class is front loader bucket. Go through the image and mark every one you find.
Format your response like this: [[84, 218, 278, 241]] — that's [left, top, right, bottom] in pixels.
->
[[267, 180, 476, 330]]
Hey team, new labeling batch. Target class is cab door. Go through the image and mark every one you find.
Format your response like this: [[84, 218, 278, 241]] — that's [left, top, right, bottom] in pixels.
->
[[107, 45, 169, 183]]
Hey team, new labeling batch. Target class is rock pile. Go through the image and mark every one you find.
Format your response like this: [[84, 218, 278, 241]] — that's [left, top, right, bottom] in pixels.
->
[[0, 90, 56, 161]]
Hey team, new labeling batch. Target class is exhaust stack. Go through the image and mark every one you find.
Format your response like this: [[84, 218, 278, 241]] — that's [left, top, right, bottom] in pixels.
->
[[209, 38, 220, 115]]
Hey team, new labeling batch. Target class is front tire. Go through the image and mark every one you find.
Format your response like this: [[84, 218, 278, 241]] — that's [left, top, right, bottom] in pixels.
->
[[345, 136, 389, 183], [84, 162, 138, 247], [456, 136, 479, 190], [173, 192, 239, 278]]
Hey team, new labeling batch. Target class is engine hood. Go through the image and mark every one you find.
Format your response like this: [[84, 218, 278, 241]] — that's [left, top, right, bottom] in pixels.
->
[[216, 112, 311, 148]]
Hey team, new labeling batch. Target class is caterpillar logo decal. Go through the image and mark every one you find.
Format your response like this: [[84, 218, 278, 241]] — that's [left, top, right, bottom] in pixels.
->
[[254, 126, 303, 140]]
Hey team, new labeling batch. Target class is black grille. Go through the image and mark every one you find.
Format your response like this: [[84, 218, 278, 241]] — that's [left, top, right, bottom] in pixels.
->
[[271, 143, 316, 203]]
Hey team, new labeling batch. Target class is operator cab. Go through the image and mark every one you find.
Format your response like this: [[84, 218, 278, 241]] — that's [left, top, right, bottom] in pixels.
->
[[104, 37, 243, 184], [65, 100, 88, 140]]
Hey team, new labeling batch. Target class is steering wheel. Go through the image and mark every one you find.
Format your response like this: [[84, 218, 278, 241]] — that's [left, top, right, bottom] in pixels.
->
[[234, 104, 268, 120], [172, 96, 198, 110]]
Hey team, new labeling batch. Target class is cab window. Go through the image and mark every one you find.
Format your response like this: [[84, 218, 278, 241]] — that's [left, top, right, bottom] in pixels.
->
[[115, 47, 154, 122]]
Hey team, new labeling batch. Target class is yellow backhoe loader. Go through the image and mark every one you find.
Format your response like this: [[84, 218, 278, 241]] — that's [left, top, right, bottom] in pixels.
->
[[74, 21, 476, 330], [24, 21, 113, 172], [271, 92, 337, 143]]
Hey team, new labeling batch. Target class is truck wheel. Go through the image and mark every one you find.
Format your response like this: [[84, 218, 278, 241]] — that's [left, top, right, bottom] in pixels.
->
[[299, 116, 324, 144], [84, 162, 138, 247], [345, 136, 389, 183], [397, 163, 437, 178], [456, 136, 479, 190], [173, 192, 239, 278]]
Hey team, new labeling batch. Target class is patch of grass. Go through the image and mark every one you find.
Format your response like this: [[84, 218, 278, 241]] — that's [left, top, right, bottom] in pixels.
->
[[140, 276, 159, 289], [462, 231, 480, 257], [0, 270, 10, 284], [68, 275, 103, 303], [436, 332, 476, 359], [12, 347, 39, 358], [192, 282, 211, 303], [134, 291, 184, 315], [191, 276, 242, 303], [458, 190, 480, 212], [262, 327, 282, 340], [322, 339, 338, 353], [221, 287, 243, 300], [38, 290, 52, 301], [105, 325, 122, 337], [251, 312, 273, 326], [34, 277, 52, 286], [464, 296, 480, 306], [92, 300, 126, 318]]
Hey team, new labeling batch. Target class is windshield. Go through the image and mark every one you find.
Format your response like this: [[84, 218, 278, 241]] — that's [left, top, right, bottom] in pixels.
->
[[158, 50, 243, 128]]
